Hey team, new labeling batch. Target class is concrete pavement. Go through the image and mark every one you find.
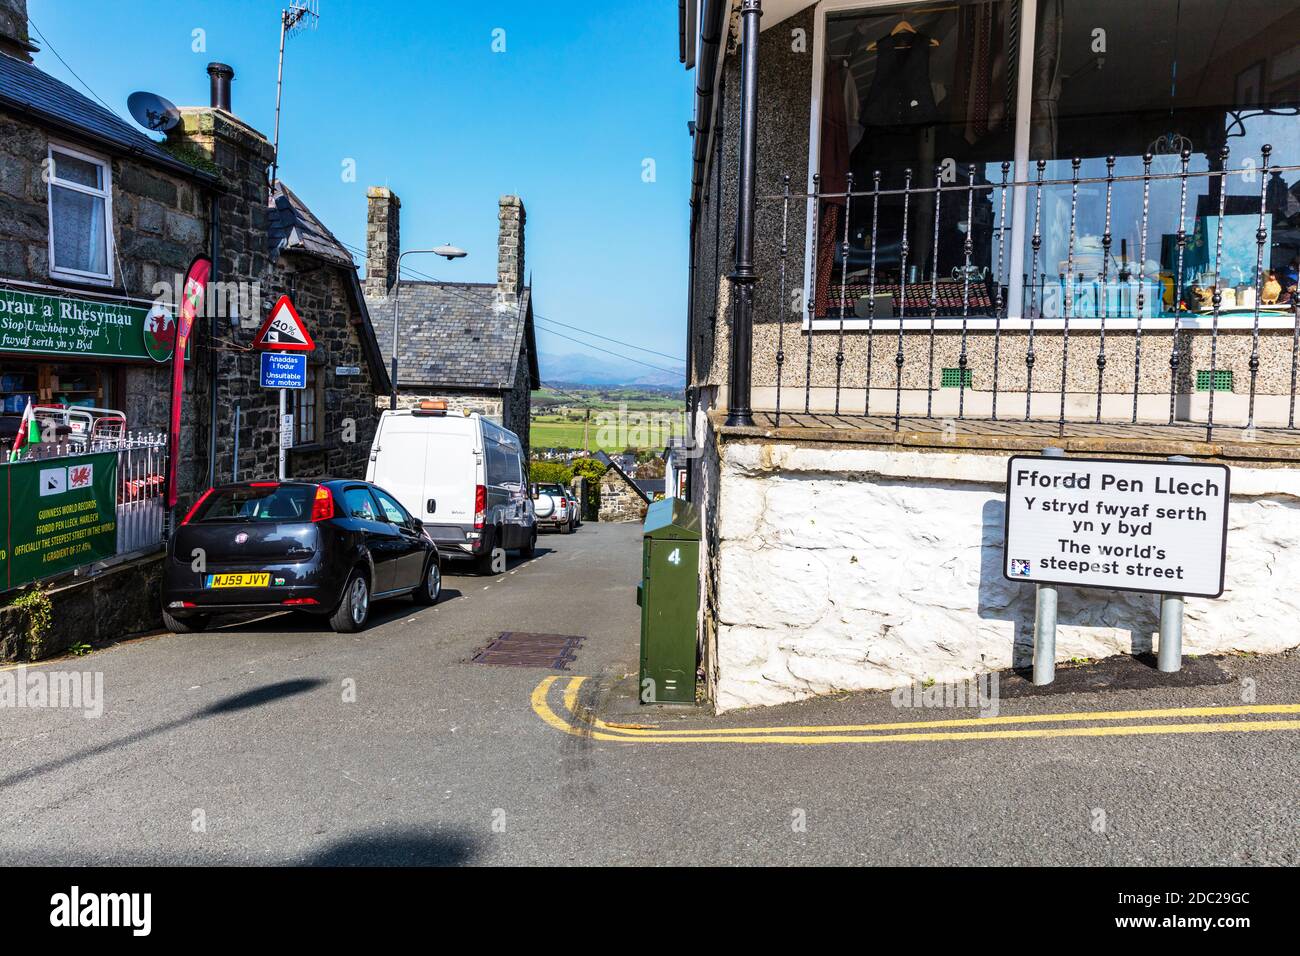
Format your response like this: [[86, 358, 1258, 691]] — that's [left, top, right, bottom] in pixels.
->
[[1, 520, 1297, 865]]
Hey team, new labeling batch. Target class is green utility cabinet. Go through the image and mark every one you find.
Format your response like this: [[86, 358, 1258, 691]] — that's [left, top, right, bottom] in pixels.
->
[[637, 498, 701, 704]]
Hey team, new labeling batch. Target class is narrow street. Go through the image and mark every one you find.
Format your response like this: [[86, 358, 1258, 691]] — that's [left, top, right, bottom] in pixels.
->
[[2, 522, 1296, 866]]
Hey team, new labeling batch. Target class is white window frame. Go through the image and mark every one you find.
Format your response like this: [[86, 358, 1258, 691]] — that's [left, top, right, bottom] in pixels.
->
[[803, 0, 1285, 331], [46, 141, 115, 286]]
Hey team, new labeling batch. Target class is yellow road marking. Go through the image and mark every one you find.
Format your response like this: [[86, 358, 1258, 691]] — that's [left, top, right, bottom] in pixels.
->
[[533, 676, 1300, 745], [590, 702, 1300, 736]]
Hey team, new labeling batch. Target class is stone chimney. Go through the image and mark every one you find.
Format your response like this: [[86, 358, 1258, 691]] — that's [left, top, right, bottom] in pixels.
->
[[0, 0, 37, 62], [167, 62, 275, 282], [497, 195, 526, 303], [366, 187, 401, 298]]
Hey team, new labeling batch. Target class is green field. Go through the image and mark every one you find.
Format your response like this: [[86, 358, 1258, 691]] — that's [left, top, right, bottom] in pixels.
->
[[530, 385, 686, 453], [530, 414, 684, 453]]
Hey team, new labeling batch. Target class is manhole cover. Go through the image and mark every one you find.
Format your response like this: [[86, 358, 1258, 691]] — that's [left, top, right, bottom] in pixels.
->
[[471, 632, 585, 669]]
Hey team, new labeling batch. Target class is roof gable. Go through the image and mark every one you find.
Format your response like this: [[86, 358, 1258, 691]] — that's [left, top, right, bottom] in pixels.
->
[[365, 282, 534, 392], [268, 182, 353, 267], [602, 457, 651, 503]]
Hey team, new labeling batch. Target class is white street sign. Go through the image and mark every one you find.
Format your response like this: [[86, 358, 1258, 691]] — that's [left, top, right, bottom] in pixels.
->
[[1003, 455, 1230, 598], [281, 412, 294, 450]]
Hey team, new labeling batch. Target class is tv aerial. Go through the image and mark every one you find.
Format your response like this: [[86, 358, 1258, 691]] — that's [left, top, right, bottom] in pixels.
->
[[126, 91, 181, 133], [270, 0, 321, 188]]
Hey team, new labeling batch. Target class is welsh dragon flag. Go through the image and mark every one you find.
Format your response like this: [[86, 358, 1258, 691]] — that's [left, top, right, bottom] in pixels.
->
[[9, 400, 40, 462]]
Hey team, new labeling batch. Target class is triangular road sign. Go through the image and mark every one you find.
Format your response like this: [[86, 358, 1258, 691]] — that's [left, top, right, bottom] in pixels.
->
[[253, 295, 316, 351]]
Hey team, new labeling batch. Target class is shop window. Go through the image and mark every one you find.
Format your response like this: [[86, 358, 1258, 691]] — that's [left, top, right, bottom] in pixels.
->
[[816, 1, 1020, 321], [292, 365, 320, 446], [812, 0, 1300, 325], [0, 363, 107, 415], [1024, 0, 1300, 324], [47, 145, 113, 283]]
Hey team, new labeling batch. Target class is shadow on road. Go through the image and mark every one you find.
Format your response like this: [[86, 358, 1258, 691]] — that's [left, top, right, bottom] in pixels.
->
[[200, 678, 327, 715], [0, 678, 328, 791], [303, 828, 480, 866]]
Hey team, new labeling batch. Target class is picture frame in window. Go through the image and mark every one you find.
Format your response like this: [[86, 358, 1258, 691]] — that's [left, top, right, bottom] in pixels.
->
[[45, 142, 114, 285]]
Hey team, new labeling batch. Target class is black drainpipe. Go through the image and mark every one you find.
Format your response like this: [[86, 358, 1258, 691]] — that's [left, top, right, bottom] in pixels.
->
[[206, 191, 220, 488], [685, 0, 730, 499], [724, 0, 761, 428], [689, 0, 729, 215]]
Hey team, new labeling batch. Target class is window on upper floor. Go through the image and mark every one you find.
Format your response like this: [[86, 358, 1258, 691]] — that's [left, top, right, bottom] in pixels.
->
[[47, 145, 113, 284]]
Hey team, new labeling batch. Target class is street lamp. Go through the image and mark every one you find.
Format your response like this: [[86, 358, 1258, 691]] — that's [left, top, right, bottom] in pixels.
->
[[391, 245, 468, 409]]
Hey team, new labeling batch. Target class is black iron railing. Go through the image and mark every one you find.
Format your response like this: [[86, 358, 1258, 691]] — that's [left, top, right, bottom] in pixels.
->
[[751, 147, 1300, 440]]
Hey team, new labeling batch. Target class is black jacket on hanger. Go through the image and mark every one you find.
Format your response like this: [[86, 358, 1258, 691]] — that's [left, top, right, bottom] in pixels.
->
[[861, 32, 940, 128]]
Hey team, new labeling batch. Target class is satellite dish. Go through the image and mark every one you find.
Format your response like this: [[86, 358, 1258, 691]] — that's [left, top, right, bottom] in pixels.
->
[[127, 91, 181, 133]]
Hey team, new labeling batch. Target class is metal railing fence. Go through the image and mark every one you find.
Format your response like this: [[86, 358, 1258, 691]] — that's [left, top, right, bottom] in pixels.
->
[[755, 146, 1300, 439]]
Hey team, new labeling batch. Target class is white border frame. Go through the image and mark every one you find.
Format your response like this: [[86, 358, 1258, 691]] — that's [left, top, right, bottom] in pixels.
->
[[801, 0, 1295, 332], [46, 141, 114, 286]]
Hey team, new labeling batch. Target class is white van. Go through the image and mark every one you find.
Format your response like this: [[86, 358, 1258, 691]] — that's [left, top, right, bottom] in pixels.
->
[[366, 403, 537, 572]]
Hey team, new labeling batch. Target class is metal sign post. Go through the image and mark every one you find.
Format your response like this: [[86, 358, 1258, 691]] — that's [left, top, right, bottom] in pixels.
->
[[278, 387, 288, 480], [1032, 447, 1064, 686], [1157, 456, 1192, 673], [1158, 594, 1185, 672]]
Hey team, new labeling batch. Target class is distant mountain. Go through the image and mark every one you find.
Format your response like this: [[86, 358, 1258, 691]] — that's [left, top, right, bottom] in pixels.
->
[[539, 351, 684, 388]]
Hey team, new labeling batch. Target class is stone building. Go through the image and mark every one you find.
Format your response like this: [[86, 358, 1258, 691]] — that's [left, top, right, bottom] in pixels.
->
[[679, 0, 1300, 711], [0, 0, 388, 499], [0, 0, 388, 652], [0, 3, 216, 494], [166, 74, 389, 488], [363, 189, 539, 455], [598, 458, 651, 523]]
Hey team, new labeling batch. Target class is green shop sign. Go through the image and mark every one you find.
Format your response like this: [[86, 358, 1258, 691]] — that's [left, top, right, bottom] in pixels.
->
[[0, 287, 188, 363], [0, 452, 118, 591]]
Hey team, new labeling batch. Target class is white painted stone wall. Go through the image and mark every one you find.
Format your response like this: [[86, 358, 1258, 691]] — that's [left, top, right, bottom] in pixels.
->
[[712, 442, 1300, 712]]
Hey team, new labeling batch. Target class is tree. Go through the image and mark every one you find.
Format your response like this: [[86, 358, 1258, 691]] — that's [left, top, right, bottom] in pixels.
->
[[530, 461, 574, 485], [569, 457, 608, 518], [638, 456, 665, 479]]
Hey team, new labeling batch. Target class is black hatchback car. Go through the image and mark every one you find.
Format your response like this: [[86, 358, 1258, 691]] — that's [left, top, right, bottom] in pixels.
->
[[162, 479, 441, 633]]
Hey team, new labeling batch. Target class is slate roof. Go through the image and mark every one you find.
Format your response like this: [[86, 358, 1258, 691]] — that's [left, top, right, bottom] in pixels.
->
[[365, 282, 538, 392], [634, 478, 664, 498], [0, 52, 215, 184], [268, 182, 353, 267]]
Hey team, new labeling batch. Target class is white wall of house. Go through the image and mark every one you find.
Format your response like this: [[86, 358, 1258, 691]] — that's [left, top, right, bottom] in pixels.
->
[[710, 441, 1300, 712]]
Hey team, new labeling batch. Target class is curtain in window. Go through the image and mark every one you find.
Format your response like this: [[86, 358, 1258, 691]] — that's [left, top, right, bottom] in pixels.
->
[[1028, 0, 1063, 160], [51, 185, 107, 275], [815, 55, 851, 318]]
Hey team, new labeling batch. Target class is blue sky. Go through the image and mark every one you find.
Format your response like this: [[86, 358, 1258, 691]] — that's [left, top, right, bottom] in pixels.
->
[[27, 0, 693, 381]]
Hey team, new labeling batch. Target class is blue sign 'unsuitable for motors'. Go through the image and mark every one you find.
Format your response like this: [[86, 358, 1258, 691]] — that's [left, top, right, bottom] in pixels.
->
[[260, 351, 307, 389]]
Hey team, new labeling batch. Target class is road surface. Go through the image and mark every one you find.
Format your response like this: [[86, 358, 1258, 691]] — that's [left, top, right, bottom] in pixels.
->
[[1, 521, 1296, 865]]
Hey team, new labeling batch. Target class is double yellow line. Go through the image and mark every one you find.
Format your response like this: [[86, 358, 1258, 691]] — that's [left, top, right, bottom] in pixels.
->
[[531, 676, 1300, 745]]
